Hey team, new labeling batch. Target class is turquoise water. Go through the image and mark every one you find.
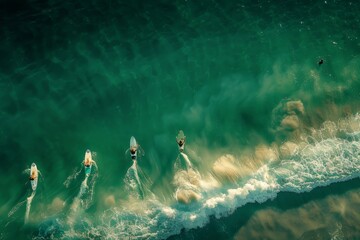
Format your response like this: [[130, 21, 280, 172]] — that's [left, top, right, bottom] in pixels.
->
[[1, 0, 360, 239]]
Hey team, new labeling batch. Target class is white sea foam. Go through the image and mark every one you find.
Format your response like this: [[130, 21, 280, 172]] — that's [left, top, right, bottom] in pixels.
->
[[162, 207, 176, 218], [204, 194, 226, 208], [37, 115, 360, 240]]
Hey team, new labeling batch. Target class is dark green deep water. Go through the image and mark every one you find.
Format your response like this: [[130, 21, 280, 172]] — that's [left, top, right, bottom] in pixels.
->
[[1, 0, 360, 239]]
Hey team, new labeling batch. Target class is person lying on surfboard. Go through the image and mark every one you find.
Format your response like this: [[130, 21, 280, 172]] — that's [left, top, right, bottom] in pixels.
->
[[83, 149, 97, 176], [176, 130, 186, 152], [29, 163, 38, 180], [126, 136, 144, 161], [28, 163, 40, 191], [130, 146, 137, 160]]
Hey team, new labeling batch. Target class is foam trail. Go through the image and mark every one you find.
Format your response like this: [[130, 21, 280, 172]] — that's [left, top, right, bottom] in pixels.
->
[[67, 176, 89, 227], [174, 152, 193, 171], [180, 152, 192, 169], [173, 151, 202, 204], [24, 191, 36, 224], [133, 162, 143, 195], [79, 176, 89, 198], [124, 160, 145, 199], [7, 200, 26, 218], [63, 168, 82, 188]]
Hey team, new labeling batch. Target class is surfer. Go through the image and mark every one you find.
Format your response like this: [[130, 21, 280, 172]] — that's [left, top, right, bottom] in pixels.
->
[[84, 150, 92, 167], [130, 145, 137, 160], [29, 168, 37, 181], [83, 149, 97, 176], [176, 130, 186, 152], [127, 136, 144, 161], [318, 59, 324, 65], [29, 163, 39, 191]]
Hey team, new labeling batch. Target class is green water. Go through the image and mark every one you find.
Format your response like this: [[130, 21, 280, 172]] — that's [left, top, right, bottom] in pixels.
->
[[1, 0, 360, 239]]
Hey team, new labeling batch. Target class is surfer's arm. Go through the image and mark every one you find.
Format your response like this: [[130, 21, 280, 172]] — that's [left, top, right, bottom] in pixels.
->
[[92, 160, 98, 170], [23, 169, 31, 175], [138, 145, 145, 157], [38, 170, 45, 183], [125, 148, 131, 158]]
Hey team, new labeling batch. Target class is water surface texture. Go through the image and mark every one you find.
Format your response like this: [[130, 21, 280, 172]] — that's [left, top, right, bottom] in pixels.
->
[[1, 0, 360, 239]]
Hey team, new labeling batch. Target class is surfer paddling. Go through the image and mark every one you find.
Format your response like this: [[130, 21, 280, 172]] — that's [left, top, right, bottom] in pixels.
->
[[130, 145, 137, 160], [127, 136, 144, 161], [176, 130, 186, 152], [29, 163, 40, 191], [29, 165, 37, 180], [83, 149, 97, 176]]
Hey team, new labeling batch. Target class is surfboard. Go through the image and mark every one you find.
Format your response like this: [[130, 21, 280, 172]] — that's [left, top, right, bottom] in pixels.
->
[[130, 136, 137, 149], [85, 165, 92, 177], [84, 149, 93, 177], [130, 136, 138, 159], [30, 163, 38, 191], [176, 130, 186, 151]]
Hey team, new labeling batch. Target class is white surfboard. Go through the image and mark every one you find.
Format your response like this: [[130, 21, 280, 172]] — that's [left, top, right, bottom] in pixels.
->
[[130, 136, 138, 160], [30, 163, 38, 191], [84, 149, 93, 177], [176, 130, 186, 152]]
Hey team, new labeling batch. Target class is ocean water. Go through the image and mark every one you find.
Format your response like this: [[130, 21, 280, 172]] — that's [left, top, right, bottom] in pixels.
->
[[1, 0, 360, 239]]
